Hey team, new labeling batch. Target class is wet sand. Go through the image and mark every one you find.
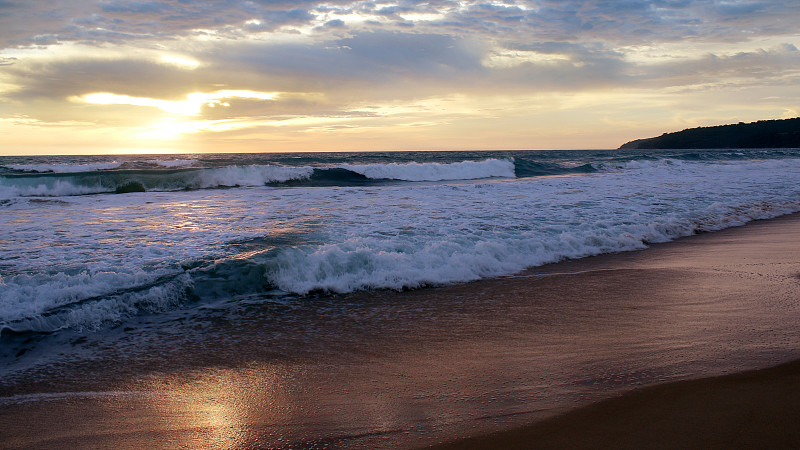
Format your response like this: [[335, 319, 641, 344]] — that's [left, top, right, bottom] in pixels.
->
[[431, 359, 800, 449], [2, 213, 800, 449]]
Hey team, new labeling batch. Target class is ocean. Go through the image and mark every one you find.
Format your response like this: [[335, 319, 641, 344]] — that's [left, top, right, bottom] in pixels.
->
[[2, 148, 800, 366], [3, 148, 800, 447]]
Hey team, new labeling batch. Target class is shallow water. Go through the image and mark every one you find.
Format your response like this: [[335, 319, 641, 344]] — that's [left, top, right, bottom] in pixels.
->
[[2, 215, 800, 448]]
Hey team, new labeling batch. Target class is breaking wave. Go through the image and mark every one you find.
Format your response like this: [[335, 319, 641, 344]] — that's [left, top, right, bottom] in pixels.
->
[[4, 152, 800, 336], [0, 159, 516, 198]]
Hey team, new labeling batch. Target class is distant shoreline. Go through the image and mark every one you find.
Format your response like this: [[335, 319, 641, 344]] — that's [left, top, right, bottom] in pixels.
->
[[619, 117, 800, 149]]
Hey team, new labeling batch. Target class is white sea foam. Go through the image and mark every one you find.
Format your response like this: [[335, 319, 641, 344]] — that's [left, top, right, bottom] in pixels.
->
[[0, 178, 107, 198], [263, 158, 800, 294], [6, 159, 201, 173], [339, 158, 515, 181], [6, 162, 124, 173], [0, 165, 316, 198], [3, 157, 800, 332], [0, 270, 193, 332], [194, 165, 314, 188], [145, 159, 199, 169]]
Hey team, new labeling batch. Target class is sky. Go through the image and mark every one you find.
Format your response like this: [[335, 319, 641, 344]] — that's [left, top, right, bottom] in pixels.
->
[[0, 0, 799, 155]]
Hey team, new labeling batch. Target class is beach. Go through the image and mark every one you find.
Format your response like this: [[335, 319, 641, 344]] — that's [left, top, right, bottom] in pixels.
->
[[432, 358, 800, 449], [2, 211, 799, 448], [3, 0, 800, 446]]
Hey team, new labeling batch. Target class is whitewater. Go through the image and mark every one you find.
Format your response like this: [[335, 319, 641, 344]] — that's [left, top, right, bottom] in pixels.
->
[[2, 149, 800, 340]]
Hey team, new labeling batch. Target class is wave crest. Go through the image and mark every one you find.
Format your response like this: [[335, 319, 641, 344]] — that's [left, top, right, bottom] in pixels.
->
[[340, 158, 516, 181], [0, 159, 517, 199]]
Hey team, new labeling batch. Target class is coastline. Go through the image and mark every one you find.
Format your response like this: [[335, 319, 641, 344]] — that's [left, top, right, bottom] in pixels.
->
[[2, 212, 800, 448]]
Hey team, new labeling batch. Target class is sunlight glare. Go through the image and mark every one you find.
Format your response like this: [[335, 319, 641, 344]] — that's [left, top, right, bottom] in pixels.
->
[[159, 54, 201, 69], [74, 90, 281, 116]]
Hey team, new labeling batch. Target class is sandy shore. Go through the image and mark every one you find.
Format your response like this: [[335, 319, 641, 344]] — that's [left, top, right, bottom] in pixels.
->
[[430, 358, 800, 449], [2, 213, 800, 448]]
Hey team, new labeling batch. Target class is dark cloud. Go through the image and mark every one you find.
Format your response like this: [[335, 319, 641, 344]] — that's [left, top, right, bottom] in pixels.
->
[[243, 9, 317, 32], [320, 19, 346, 29], [0, 1, 88, 47], [100, 1, 172, 14], [1, 1, 799, 49], [338, 32, 485, 74], [416, 1, 800, 45], [0, 0, 329, 47], [194, 30, 487, 95], [488, 47, 634, 91], [639, 44, 800, 87], [0, 0, 20, 10], [3, 57, 214, 101]]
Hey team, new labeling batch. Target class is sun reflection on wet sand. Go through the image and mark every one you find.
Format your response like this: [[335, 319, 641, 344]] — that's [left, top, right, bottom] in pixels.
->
[[126, 364, 293, 448]]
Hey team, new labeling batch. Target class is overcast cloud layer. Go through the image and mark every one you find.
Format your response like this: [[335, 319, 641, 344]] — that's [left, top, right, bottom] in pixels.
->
[[1, 0, 799, 154]]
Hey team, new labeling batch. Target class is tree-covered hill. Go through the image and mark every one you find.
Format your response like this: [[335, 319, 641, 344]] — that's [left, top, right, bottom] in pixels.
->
[[619, 117, 800, 149]]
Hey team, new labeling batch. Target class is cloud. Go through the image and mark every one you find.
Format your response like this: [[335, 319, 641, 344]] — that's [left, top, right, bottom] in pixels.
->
[[0, 1, 325, 47], [2, 1, 799, 49], [261, 9, 317, 28], [99, 1, 172, 14], [190, 30, 488, 97], [639, 44, 800, 87], [338, 31, 485, 74], [420, 1, 800, 46], [72, 90, 280, 115], [1, 0, 799, 154], [317, 18, 346, 30], [4, 27, 797, 117], [2, 56, 214, 101]]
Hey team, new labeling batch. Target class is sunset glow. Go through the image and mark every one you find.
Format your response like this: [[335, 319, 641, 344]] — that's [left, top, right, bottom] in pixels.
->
[[1, 1, 798, 155]]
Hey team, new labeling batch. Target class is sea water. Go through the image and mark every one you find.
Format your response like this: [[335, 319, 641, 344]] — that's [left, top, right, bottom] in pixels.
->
[[2, 149, 800, 343]]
